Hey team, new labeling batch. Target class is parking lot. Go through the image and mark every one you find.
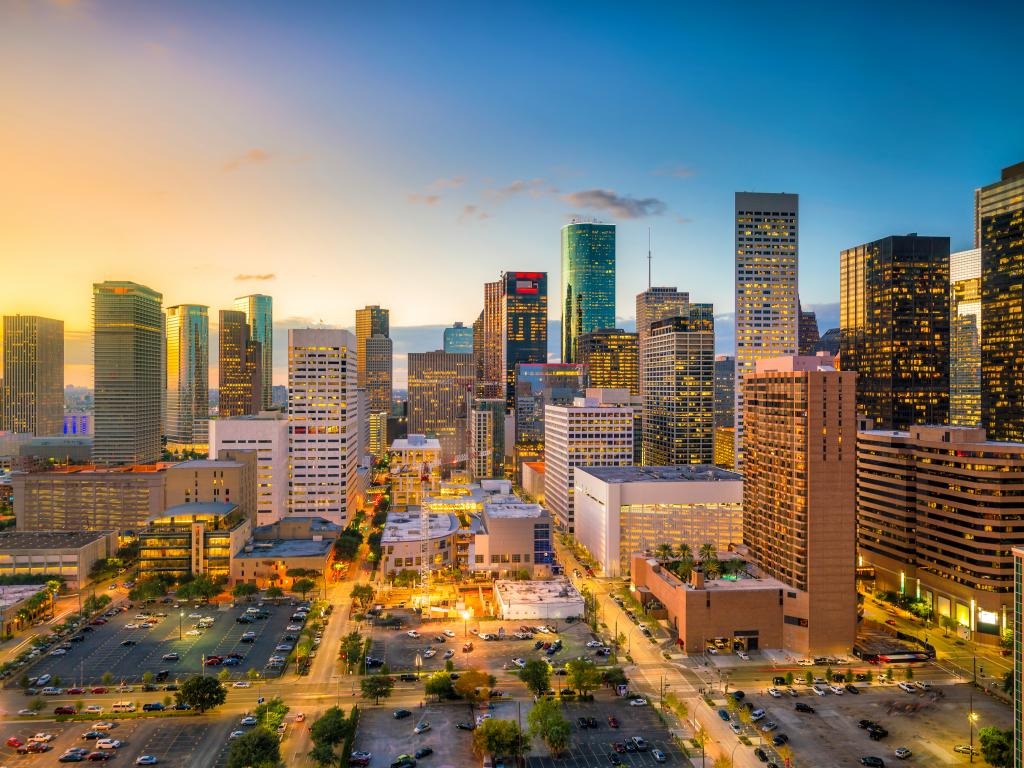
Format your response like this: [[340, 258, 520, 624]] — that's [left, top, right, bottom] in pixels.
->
[[717, 680, 1012, 767], [367, 615, 602, 676], [20, 601, 307, 687], [354, 700, 478, 768], [0, 714, 236, 768]]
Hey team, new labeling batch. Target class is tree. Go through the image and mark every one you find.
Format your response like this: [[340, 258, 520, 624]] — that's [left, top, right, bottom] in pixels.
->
[[703, 558, 721, 579], [265, 586, 283, 599], [712, 757, 733, 768], [784, 671, 794, 686], [218, 668, 231, 683], [454, 669, 495, 704], [979, 727, 1013, 768], [1003, 670, 1013, 694], [310, 706, 350, 747], [176, 676, 227, 713], [699, 542, 717, 562], [885, 667, 894, 681], [142, 671, 153, 686], [603, 666, 627, 688], [1000, 627, 1013, 651], [803, 670, 814, 686], [472, 717, 526, 760], [519, 658, 551, 697], [102, 671, 113, 685], [247, 668, 260, 683], [527, 697, 570, 755], [177, 576, 221, 602], [566, 658, 602, 696], [232, 583, 258, 601], [393, 569, 418, 588], [350, 584, 374, 608], [293, 578, 316, 599], [424, 671, 454, 700], [308, 742, 338, 767], [515, 568, 532, 581], [226, 726, 280, 768], [339, 631, 363, 672], [129, 576, 167, 602], [360, 674, 395, 704]]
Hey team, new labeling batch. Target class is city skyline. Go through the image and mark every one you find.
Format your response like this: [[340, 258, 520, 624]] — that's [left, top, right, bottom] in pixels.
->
[[4, 2, 1018, 390]]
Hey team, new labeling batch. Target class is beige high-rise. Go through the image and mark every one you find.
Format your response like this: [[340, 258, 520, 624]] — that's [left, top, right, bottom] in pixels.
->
[[1, 315, 64, 436], [355, 306, 391, 412], [742, 354, 856, 656], [407, 350, 474, 464]]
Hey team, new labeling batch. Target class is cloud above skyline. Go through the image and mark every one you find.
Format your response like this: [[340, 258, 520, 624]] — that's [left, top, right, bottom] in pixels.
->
[[222, 148, 272, 172], [561, 189, 667, 219], [234, 273, 276, 281]]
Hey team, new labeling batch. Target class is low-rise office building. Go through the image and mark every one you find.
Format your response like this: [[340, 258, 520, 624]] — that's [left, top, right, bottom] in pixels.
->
[[0, 530, 119, 589], [0, 584, 50, 638], [391, 435, 441, 508], [380, 511, 460, 578], [494, 579, 584, 620], [209, 412, 288, 526], [631, 553, 789, 654], [138, 502, 251, 581], [165, 454, 258, 526], [470, 496, 553, 579], [574, 465, 743, 578], [231, 537, 334, 588]]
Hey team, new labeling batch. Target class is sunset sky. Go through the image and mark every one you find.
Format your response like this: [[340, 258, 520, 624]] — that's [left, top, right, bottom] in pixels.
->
[[2, 1, 1021, 386]]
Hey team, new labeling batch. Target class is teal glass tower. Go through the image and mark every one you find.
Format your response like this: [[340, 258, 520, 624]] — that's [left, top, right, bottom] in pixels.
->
[[561, 222, 616, 363], [233, 294, 273, 410]]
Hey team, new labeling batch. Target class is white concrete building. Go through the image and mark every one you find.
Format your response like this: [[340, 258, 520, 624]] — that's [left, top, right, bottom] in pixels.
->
[[543, 389, 635, 533], [494, 579, 584, 620], [470, 495, 553, 578], [209, 411, 288, 526], [391, 434, 441, 507], [734, 192, 799, 466], [380, 510, 460, 577], [574, 465, 743, 578], [287, 328, 359, 525]]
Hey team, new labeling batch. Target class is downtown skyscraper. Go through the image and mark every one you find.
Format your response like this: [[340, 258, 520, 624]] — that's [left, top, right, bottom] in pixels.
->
[[355, 305, 392, 413], [950, 248, 982, 426], [474, 280, 504, 399], [501, 271, 547, 408], [561, 222, 616, 364], [1, 315, 64, 436], [93, 281, 163, 465], [164, 305, 210, 452], [635, 286, 690, 395], [577, 328, 639, 395], [734, 192, 799, 464], [218, 309, 262, 417], [407, 349, 475, 464], [980, 162, 1024, 441], [840, 234, 950, 430], [443, 321, 473, 353], [233, 295, 272, 411]]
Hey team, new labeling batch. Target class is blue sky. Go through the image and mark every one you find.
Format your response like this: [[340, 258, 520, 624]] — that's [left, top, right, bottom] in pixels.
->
[[4, 1, 1021, 385]]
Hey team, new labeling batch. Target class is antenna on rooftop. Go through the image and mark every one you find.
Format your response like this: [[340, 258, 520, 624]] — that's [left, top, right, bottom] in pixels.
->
[[647, 227, 652, 290]]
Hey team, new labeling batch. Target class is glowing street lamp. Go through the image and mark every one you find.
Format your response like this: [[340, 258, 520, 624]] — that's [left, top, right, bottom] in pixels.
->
[[461, 609, 470, 638]]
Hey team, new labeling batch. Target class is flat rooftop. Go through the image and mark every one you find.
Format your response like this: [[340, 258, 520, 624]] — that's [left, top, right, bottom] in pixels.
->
[[154, 501, 238, 519], [639, 557, 787, 592], [0, 584, 48, 611], [484, 496, 547, 518], [579, 465, 742, 484], [235, 538, 333, 559], [172, 459, 245, 469], [391, 435, 441, 451], [494, 579, 583, 604], [381, 511, 460, 543], [0, 530, 114, 551]]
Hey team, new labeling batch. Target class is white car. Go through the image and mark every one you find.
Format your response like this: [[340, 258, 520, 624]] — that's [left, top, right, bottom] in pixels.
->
[[140, 623, 154, 629], [750, 709, 765, 722], [96, 739, 122, 750], [414, 721, 431, 734], [760, 721, 778, 733], [443, 649, 454, 659], [795, 658, 814, 666], [829, 685, 844, 695], [536, 626, 550, 634], [240, 716, 258, 726], [189, 613, 202, 619], [286, 625, 303, 631], [706, 647, 718, 655], [475, 714, 492, 725], [28, 733, 54, 743], [185, 629, 202, 636], [229, 730, 245, 740], [233, 681, 252, 688], [512, 658, 526, 668], [275, 643, 294, 652], [914, 681, 932, 691], [736, 651, 750, 661], [897, 681, 916, 693], [116, 686, 134, 693], [443, 630, 455, 638], [85, 705, 104, 713], [894, 747, 912, 759], [586, 640, 603, 648], [135, 757, 158, 766], [406, 630, 421, 639], [812, 686, 827, 696], [94, 723, 116, 731], [49, 648, 67, 656], [17, 709, 38, 716], [629, 697, 648, 706], [423, 648, 437, 658], [125, 624, 139, 629], [730, 722, 742, 734], [767, 687, 782, 698]]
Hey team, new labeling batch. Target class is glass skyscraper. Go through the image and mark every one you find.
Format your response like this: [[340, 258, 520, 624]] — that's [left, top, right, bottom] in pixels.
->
[[840, 234, 950, 430], [233, 294, 273, 411], [561, 222, 616, 364], [165, 304, 210, 452], [513, 363, 584, 467], [950, 248, 981, 427], [980, 162, 1024, 441], [218, 309, 262, 418], [501, 271, 547, 408], [443, 321, 474, 354]]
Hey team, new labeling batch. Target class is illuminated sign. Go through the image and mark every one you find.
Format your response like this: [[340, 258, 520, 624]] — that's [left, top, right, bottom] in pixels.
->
[[515, 278, 539, 294], [977, 609, 998, 625]]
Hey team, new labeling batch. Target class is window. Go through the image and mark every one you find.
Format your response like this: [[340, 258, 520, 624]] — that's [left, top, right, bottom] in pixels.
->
[[475, 555, 483, 564]]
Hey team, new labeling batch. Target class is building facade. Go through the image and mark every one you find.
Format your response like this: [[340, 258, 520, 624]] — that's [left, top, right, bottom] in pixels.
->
[[233, 295, 273, 411], [218, 309, 262, 418], [1, 315, 63, 436], [138, 501, 250, 581], [742, 354, 857, 656], [471, 496, 553, 578], [980, 162, 1024, 442], [469, 398, 505, 481], [713, 354, 735, 428], [561, 222, 616, 364], [501, 272, 548, 408], [164, 304, 210, 453], [513, 363, 584, 471], [950, 248, 982, 427], [858, 426, 1024, 643], [577, 329, 639, 395], [443, 322, 474, 354], [475, 280, 504, 399], [635, 287, 690, 395], [734, 192, 799, 465], [355, 305, 392, 413], [407, 350, 474, 464], [369, 410, 388, 458], [93, 281, 164, 465], [390, 435, 441, 508], [797, 301, 820, 355], [209, 413, 288, 526], [840, 234, 950, 430], [574, 465, 743, 578], [0, 531, 119, 589], [543, 389, 635, 533], [641, 310, 714, 465], [287, 328, 359, 525]]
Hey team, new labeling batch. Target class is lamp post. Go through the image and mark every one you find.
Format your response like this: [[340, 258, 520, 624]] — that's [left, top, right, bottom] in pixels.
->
[[178, 611, 183, 641], [461, 610, 470, 638], [968, 709, 978, 763], [969, 656, 977, 763]]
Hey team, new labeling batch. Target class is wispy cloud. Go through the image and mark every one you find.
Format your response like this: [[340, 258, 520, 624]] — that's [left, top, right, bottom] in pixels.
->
[[459, 204, 490, 222], [561, 189, 666, 219], [407, 193, 441, 205], [223, 148, 271, 172], [484, 178, 550, 200], [674, 215, 693, 224], [430, 176, 465, 191], [655, 164, 697, 178], [234, 273, 276, 281]]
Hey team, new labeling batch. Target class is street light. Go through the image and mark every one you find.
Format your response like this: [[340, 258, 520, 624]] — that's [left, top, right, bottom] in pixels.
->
[[178, 611, 184, 641], [968, 710, 979, 763], [461, 609, 470, 638]]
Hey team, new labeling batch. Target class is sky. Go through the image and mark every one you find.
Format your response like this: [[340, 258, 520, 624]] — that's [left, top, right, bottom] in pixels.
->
[[2, 1, 1021, 387]]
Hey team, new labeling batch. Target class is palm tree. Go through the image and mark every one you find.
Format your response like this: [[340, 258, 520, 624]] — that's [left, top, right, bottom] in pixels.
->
[[699, 543, 716, 563], [703, 558, 721, 579], [675, 543, 692, 560], [654, 543, 673, 560]]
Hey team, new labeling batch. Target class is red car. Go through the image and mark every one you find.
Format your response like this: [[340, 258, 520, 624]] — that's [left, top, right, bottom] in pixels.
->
[[18, 743, 52, 754], [205, 657, 222, 666], [67, 687, 86, 695], [91, 687, 109, 694], [6, 737, 25, 748], [91, 619, 107, 625], [54, 706, 77, 715], [885, 619, 898, 627], [612, 742, 626, 753], [607, 715, 619, 728], [87, 752, 112, 761]]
